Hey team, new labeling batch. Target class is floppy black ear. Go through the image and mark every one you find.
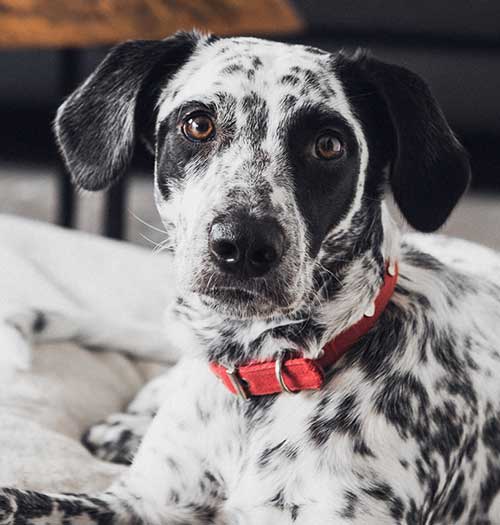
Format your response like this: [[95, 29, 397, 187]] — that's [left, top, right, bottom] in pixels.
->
[[339, 52, 471, 232], [54, 31, 203, 191]]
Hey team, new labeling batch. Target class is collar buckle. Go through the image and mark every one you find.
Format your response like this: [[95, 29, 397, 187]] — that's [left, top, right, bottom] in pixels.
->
[[226, 367, 250, 400], [211, 261, 399, 398], [275, 352, 295, 394]]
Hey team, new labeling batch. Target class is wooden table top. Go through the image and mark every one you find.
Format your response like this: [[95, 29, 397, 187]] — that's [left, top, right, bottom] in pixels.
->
[[0, 0, 304, 48]]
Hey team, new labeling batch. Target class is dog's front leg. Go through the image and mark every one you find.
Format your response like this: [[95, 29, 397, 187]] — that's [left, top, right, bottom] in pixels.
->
[[0, 436, 224, 525], [0, 361, 229, 525], [0, 489, 136, 525], [0, 439, 225, 525]]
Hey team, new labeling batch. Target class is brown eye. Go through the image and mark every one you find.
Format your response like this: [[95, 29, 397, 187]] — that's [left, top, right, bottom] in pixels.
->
[[182, 114, 215, 142], [314, 133, 344, 160]]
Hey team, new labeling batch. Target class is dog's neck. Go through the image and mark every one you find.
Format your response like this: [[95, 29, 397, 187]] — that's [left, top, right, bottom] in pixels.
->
[[170, 203, 400, 368]]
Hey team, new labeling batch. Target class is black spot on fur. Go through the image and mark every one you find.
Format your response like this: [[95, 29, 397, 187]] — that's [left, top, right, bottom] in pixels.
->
[[168, 490, 180, 504], [199, 470, 224, 500], [404, 248, 445, 272], [340, 491, 359, 519], [32, 311, 47, 333], [269, 489, 300, 521], [1, 489, 116, 525], [252, 56, 263, 69], [243, 395, 276, 423], [166, 456, 180, 471], [221, 63, 244, 75], [303, 69, 321, 91], [280, 94, 298, 112], [363, 482, 405, 521], [240, 91, 269, 145], [308, 393, 362, 446], [269, 489, 285, 509], [480, 462, 500, 516], [375, 371, 429, 440], [183, 503, 217, 523], [258, 440, 286, 468], [280, 74, 300, 86], [482, 410, 500, 454]]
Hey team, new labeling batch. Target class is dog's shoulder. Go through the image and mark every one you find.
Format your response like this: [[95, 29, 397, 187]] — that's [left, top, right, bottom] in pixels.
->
[[312, 235, 500, 521], [404, 232, 500, 281]]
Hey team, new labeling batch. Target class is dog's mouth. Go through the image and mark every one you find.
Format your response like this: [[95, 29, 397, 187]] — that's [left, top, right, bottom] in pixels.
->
[[198, 285, 297, 320]]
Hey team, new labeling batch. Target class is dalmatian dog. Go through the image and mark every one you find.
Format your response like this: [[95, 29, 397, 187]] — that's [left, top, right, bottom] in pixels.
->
[[3, 30, 500, 524]]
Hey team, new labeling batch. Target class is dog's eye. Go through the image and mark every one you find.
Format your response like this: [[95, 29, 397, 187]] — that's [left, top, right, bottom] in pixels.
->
[[314, 133, 344, 160], [182, 113, 215, 142]]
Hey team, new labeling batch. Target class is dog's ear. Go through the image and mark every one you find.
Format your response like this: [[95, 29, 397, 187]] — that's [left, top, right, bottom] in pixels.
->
[[54, 31, 203, 191], [338, 52, 471, 232]]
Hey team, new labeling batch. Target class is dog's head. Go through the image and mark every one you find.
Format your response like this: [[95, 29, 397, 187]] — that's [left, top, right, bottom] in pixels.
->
[[55, 32, 470, 321]]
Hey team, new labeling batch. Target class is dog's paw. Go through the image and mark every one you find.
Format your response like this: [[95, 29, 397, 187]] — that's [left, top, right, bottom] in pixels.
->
[[0, 489, 16, 525], [82, 412, 152, 465]]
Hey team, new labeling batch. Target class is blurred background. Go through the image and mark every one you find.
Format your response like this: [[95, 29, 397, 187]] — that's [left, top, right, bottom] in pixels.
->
[[0, 0, 499, 250]]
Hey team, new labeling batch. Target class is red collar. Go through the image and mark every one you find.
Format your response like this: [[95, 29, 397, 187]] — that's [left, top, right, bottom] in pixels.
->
[[210, 262, 398, 399]]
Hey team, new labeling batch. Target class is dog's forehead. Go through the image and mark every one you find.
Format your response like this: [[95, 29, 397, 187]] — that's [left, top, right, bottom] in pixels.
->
[[158, 37, 345, 119]]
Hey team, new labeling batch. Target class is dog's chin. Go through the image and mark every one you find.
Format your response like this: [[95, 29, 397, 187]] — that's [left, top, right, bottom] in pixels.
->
[[197, 287, 298, 321]]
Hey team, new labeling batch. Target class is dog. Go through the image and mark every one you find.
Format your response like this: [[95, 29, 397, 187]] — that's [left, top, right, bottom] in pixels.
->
[[2, 30, 500, 524]]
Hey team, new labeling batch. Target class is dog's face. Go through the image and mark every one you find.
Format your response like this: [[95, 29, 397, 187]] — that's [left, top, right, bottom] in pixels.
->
[[55, 32, 470, 320], [153, 38, 369, 318]]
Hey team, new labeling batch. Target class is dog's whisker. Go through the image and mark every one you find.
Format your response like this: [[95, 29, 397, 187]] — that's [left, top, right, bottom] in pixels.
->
[[139, 232, 163, 248], [151, 237, 174, 255], [129, 210, 169, 235]]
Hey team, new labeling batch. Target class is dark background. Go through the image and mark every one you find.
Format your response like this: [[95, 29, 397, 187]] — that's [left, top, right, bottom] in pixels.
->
[[0, 0, 498, 246]]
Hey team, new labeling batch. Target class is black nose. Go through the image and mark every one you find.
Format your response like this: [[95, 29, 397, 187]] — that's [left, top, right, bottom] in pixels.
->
[[209, 216, 285, 278]]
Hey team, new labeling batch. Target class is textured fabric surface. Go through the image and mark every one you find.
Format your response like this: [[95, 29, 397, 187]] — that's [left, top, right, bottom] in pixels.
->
[[0, 215, 170, 492], [0, 344, 151, 492]]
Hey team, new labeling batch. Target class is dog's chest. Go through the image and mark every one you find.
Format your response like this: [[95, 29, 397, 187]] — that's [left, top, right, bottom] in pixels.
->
[[127, 245, 500, 523], [129, 356, 461, 522], [132, 360, 405, 521]]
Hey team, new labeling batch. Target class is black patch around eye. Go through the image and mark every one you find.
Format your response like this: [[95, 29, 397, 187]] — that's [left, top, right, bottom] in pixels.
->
[[156, 101, 220, 199], [335, 55, 394, 200], [177, 101, 217, 122], [156, 91, 237, 194], [285, 106, 360, 256]]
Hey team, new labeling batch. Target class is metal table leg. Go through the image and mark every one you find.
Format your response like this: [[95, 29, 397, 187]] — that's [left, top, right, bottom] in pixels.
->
[[57, 48, 80, 228]]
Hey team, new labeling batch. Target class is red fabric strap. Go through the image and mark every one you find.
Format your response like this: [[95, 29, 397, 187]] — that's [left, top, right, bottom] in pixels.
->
[[210, 262, 398, 398]]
